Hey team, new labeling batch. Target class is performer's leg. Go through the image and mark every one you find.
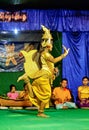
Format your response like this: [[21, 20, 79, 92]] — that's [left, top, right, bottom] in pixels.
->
[[17, 74, 34, 98], [26, 82, 35, 98], [37, 102, 49, 117]]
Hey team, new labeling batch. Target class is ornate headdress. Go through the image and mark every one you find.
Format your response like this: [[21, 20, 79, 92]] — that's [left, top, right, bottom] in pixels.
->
[[41, 25, 53, 47], [41, 25, 53, 39]]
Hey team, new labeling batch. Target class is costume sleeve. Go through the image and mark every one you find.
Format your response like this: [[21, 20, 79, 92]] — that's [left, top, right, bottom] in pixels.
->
[[42, 52, 54, 62]]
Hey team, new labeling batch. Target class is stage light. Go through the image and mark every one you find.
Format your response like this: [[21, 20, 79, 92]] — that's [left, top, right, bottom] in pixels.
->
[[14, 29, 18, 34]]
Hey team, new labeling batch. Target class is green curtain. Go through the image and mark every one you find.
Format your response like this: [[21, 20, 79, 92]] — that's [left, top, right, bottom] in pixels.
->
[[51, 31, 62, 87], [0, 71, 24, 96]]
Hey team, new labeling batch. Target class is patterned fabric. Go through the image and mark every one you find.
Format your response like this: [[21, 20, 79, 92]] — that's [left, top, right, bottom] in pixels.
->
[[77, 99, 89, 108]]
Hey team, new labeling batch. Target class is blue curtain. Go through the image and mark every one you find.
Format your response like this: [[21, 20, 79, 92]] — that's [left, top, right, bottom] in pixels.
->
[[0, 9, 89, 31], [62, 32, 89, 101]]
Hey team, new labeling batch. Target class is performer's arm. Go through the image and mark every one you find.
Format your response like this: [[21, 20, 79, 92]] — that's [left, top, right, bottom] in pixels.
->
[[48, 45, 70, 63]]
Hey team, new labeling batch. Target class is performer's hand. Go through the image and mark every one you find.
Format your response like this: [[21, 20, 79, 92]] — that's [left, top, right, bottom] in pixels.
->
[[62, 45, 70, 56]]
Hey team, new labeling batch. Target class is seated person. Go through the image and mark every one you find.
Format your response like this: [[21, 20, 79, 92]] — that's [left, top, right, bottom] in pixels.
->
[[52, 78, 77, 109], [0, 84, 32, 108], [77, 76, 89, 108], [7, 84, 19, 100], [18, 83, 29, 100]]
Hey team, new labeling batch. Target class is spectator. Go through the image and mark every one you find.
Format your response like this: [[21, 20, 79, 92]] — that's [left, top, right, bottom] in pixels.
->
[[52, 78, 77, 109], [18, 83, 29, 100], [7, 84, 19, 100], [77, 76, 89, 108]]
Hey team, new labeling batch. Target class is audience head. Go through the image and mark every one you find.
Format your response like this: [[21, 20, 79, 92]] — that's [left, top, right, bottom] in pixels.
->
[[82, 76, 89, 86], [9, 84, 16, 93], [60, 78, 68, 88]]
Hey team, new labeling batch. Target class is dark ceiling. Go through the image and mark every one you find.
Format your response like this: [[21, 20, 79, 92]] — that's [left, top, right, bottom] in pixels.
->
[[0, 0, 89, 10]]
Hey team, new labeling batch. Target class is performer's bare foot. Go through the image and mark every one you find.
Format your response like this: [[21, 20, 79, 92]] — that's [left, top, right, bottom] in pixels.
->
[[37, 113, 50, 118]]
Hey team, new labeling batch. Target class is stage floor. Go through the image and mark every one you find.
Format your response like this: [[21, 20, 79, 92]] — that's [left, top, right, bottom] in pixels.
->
[[0, 108, 89, 130]]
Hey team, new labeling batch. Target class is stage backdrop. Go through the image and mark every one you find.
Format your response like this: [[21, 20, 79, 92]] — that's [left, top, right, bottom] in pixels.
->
[[0, 31, 62, 95], [0, 9, 89, 101]]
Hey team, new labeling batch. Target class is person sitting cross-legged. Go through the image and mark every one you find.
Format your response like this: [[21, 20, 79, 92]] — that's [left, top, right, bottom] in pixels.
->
[[52, 78, 77, 109], [77, 76, 89, 108]]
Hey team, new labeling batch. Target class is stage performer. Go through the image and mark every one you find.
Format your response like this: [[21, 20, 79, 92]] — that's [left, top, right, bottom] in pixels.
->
[[17, 25, 70, 117]]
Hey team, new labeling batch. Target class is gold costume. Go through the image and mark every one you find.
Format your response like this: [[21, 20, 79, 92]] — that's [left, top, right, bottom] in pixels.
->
[[20, 49, 55, 109], [18, 25, 69, 117], [29, 51, 55, 108]]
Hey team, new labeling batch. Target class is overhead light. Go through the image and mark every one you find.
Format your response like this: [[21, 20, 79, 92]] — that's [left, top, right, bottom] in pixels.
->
[[14, 29, 18, 34]]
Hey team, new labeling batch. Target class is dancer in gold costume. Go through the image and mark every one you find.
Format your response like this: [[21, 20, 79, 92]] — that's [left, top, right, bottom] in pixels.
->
[[17, 25, 70, 117]]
